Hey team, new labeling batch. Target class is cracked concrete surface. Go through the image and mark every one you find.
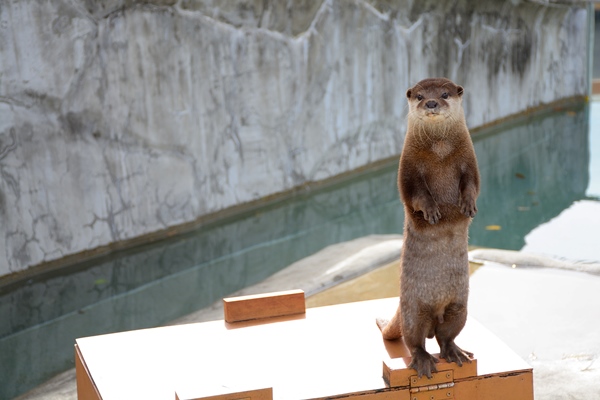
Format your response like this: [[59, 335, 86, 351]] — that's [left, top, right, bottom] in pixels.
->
[[0, 0, 590, 276]]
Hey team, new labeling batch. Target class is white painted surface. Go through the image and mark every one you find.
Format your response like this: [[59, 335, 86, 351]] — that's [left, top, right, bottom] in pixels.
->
[[470, 264, 600, 399]]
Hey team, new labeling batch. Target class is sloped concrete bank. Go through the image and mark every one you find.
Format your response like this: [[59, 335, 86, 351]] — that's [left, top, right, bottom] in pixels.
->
[[0, 0, 590, 278]]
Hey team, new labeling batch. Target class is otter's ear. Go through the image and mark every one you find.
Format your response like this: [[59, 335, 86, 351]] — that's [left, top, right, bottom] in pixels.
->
[[456, 86, 464, 97], [406, 89, 412, 99]]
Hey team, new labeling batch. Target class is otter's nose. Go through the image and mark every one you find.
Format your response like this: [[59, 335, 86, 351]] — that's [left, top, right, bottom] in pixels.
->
[[425, 100, 438, 109]]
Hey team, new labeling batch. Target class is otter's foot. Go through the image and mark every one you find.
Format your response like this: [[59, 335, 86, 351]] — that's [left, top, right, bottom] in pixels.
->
[[440, 341, 473, 367], [409, 348, 439, 379]]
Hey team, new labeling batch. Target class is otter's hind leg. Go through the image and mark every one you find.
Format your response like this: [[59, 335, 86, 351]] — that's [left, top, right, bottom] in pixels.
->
[[435, 303, 473, 366], [408, 346, 439, 379], [403, 305, 438, 378], [376, 305, 403, 340]]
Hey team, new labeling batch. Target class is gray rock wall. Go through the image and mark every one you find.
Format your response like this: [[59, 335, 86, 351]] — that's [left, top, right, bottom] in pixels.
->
[[0, 0, 590, 276]]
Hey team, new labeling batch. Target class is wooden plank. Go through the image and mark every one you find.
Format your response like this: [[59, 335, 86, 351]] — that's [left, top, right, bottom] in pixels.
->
[[312, 388, 411, 400], [383, 356, 478, 388], [454, 370, 534, 400], [75, 297, 532, 400], [223, 289, 305, 323], [75, 344, 101, 400], [175, 386, 273, 400]]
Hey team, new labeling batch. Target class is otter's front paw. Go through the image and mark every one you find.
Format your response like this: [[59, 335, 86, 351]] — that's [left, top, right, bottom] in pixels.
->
[[459, 196, 477, 218], [422, 206, 441, 224]]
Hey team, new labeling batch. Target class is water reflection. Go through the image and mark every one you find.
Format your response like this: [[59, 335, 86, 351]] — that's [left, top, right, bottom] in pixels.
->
[[471, 103, 590, 249], [585, 101, 600, 198], [0, 101, 591, 399], [521, 101, 600, 261], [522, 199, 600, 262]]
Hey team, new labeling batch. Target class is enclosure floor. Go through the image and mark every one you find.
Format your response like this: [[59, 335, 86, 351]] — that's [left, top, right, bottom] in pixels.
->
[[17, 232, 600, 399], [306, 260, 399, 308]]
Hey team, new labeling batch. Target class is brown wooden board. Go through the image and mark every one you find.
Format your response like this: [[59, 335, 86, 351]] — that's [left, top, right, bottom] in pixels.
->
[[75, 297, 533, 400], [223, 289, 305, 323], [383, 356, 478, 387], [176, 386, 273, 400], [75, 344, 101, 400]]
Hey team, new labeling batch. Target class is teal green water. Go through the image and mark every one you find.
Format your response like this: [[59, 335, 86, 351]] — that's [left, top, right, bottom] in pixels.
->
[[1, 100, 596, 399]]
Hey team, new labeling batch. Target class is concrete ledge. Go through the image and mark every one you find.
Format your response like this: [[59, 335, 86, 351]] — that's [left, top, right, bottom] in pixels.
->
[[469, 248, 600, 276]]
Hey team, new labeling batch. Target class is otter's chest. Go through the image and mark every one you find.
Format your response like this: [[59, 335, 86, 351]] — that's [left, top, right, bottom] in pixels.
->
[[419, 152, 462, 204]]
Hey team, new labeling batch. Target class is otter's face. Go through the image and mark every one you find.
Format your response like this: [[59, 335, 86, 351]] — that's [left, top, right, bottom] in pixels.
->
[[406, 78, 464, 123]]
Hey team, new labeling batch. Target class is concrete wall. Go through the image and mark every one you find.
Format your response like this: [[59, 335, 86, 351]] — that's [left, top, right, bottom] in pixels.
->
[[0, 0, 589, 277]]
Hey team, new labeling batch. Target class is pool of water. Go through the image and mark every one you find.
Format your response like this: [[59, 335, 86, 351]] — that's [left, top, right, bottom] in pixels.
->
[[1, 100, 598, 399], [520, 101, 600, 262]]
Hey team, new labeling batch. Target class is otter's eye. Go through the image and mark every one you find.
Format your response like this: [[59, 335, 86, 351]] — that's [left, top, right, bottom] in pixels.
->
[[441, 93, 449, 99], [416, 94, 424, 101]]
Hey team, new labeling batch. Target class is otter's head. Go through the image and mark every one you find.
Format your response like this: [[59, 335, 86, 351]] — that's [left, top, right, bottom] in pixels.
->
[[406, 78, 464, 129]]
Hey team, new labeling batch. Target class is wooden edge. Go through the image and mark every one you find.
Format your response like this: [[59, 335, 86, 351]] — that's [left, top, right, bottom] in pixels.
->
[[175, 387, 273, 400], [383, 354, 478, 388], [223, 289, 305, 323], [75, 344, 102, 400], [454, 369, 534, 400]]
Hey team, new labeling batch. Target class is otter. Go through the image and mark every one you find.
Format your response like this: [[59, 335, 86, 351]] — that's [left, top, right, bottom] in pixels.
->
[[377, 78, 480, 379]]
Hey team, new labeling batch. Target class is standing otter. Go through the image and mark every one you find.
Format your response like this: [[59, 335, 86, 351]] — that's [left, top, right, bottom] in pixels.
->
[[377, 78, 480, 379]]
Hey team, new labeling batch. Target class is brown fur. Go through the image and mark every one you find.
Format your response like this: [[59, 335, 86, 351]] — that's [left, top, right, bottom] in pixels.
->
[[376, 78, 480, 378]]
